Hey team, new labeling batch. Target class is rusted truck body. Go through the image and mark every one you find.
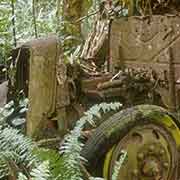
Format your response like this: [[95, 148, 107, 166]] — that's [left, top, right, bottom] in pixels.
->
[[110, 15, 180, 110], [11, 15, 180, 179]]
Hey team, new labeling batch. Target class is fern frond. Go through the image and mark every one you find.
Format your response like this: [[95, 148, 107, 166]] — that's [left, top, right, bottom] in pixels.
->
[[17, 172, 28, 180], [0, 102, 122, 180], [59, 102, 122, 180], [17, 161, 51, 180], [112, 150, 127, 180], [0, 97, 28, 128], [34, 148, 65, 179], [0, 127, 37, 165], [0, 126, 37, 178], [30, 161, 51, 180], [0, 150, 19, 178], [0, 101, 14, 125]]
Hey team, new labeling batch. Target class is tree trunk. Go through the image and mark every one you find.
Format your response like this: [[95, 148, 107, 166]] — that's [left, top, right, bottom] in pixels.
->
[[57, 0, 90, 50]]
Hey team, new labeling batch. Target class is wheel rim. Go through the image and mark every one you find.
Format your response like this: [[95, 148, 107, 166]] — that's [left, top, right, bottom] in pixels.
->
[[107, 124, 178, 180]]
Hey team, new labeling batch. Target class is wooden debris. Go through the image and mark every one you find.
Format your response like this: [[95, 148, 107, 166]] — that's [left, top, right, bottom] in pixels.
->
[[97, 77, 126, 90]]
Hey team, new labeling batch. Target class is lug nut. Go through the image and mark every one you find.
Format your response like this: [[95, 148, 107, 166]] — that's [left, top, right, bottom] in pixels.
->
[[163, 162, 169, 169], [137, 153, 144, 160], [149, 145, 155, 151], [153, 168, 160, 175], [160, 149, 165, 155], [132, 169, 138, 176]]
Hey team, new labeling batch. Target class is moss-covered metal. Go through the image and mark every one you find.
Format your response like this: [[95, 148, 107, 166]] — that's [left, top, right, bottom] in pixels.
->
[[82, 105, 180, 179]]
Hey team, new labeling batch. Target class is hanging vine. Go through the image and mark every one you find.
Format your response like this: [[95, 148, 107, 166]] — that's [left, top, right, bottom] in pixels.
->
[[11, 0, 16, 47]]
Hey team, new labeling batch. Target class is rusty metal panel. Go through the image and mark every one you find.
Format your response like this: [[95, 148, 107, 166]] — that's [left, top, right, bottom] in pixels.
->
[[11, 36, 72, 137], [110, 15, 180, 109], [110, 15, 180, 81], [26, 36, 60, 136]]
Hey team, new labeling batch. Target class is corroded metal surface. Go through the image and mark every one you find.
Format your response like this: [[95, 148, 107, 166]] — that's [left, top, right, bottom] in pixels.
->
[[110, 15, 180, 72], [110, 15, 180, 109], [11, 36, 63, 136], [109, 124, 178, 180], [27, 36, 60, 136], [11, 36, 81, 137]]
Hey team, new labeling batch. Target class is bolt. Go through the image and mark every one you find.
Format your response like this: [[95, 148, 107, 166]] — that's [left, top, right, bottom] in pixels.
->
[[153, 168, 160, 175], [160, 149, 165, 155], [149, 145, 155, 152], [137, 153, 144, 160], [163, 162, 169, 169], [132, 169, 138, 176], [148, 45, 152, 50]]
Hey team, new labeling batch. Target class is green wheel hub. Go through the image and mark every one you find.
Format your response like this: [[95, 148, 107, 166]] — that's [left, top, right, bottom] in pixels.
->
[[82, 105, 180, 180], [107, 124, 177, 180]]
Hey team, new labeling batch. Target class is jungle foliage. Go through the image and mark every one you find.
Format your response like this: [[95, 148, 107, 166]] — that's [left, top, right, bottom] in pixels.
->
[[0, 0, 179, 179], [0, 100, 122, 179]]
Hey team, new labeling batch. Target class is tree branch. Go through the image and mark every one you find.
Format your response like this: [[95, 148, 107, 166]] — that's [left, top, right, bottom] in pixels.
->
[[32, 0, 38, 38]]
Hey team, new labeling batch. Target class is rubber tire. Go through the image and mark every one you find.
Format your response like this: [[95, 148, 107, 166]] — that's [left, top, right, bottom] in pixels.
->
[[81, 104, 180, 176]]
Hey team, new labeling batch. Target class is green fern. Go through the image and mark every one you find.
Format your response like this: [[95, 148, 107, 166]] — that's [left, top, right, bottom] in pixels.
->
[[34, 148, 65, 179], [30, 161, 51, 180], [18, 161, 51, 180], [59, 102, 122, 180], [0, 102, 122, 180], [0, 126, 37, 178], [17, 172, 28, 180], [0, 97, 28, 128], [32, 103, 122, 180], [0, 150, 19, 178], [112, 150, 127, 180], [0, 101, 14, 125], [0, 98, 54, 180]]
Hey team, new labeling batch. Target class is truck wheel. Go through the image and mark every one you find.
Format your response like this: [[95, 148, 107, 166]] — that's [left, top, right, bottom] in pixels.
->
[[81, 105, 180, 179]]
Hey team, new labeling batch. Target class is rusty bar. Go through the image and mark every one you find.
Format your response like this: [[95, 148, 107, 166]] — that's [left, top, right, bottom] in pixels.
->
[[97, 77, 125, 90], [169, 47, 176, 112], [107, 19, 113, 72]]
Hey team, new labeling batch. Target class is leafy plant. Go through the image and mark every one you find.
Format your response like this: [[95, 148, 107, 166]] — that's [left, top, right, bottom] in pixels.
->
[[59, 102, 122, 180], [0, 94, 28, 129], [26, 102, 122, 180], [0, 127, 37, 178], [15, 0, 57, 43], [0, 99, 125, 180], [0, 97, 38, 179], [18, 161, 51, 180], [112, 150, 127, 180], [0, 0, 12, 63], [34, 148, 65, 179]]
